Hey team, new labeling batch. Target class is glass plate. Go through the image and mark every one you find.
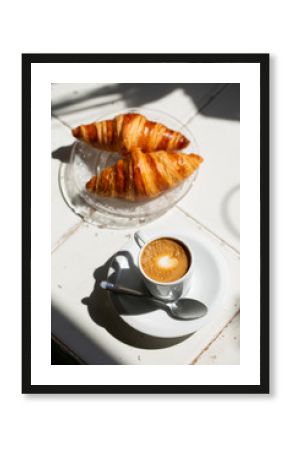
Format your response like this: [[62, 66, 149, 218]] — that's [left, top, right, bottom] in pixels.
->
[[60, 107, 200, 229]]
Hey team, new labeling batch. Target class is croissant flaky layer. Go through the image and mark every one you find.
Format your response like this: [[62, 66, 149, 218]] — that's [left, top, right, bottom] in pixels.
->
[[86, 149, 203, 201], [72, 113, 189, 154]]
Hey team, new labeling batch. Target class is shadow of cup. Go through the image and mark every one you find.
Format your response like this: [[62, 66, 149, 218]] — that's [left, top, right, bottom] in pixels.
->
[[81, 252, 192, 350]]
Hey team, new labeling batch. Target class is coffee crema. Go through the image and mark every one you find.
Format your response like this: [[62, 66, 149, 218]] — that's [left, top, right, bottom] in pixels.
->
[[140, 238, 190, 283]]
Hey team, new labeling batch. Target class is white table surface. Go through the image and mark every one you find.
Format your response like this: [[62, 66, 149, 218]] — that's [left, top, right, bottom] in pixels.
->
[[51, 83, 240, 365]]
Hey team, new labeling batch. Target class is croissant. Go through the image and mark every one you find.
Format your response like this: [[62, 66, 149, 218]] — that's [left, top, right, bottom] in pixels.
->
[[72, 113, 189, 154], [86, 148, 203, 201]]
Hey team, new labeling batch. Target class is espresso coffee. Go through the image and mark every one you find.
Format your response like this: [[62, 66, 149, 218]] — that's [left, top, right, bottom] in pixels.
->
[[140, 238, 190, 283]]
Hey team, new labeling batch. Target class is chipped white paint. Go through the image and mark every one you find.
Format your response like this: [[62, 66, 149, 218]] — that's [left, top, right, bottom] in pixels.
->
[[193, 313, 240, 365]]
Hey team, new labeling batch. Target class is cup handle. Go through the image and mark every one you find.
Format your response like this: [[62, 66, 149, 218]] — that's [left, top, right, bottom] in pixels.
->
[[134, 231, 148, 248]]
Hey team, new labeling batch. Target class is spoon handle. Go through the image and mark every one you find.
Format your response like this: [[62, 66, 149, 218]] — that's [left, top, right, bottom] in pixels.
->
[[100, 281, 172, 310], [100, 280, 146, 297]]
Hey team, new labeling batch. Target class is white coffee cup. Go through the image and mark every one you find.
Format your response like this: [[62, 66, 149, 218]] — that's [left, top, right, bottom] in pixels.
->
[[134, 231, 194, 301]]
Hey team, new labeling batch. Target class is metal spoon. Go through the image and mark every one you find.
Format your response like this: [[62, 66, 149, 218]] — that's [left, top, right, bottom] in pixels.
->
[[100, 281, 207, 320]]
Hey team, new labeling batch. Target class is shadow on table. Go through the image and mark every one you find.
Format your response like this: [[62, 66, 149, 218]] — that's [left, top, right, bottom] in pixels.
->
[[197, 83, 240, 120], [52, 143, 74, 163], [81, 251, 193, 351], [52, 83, 240, 121], [51, 304, 117, 364]]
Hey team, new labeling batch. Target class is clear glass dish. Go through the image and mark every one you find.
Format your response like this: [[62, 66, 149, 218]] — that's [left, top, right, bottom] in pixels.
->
[[60, 107, 200, 229]]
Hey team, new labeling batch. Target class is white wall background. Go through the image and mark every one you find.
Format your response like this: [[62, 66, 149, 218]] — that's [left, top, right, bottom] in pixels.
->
[[0, 1, 285, 450]]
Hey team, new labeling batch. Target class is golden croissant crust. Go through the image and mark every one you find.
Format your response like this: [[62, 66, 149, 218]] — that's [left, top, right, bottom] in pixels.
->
[[72, 113, 189, 154], [86, 148, 203, 201]]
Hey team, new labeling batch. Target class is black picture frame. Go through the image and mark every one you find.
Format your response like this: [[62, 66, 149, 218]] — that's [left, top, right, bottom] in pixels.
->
[[22, 53, 269, 394]]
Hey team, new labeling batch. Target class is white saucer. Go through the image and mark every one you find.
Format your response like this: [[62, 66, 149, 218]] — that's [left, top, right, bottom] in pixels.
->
[[107, 229, 229, 338]]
